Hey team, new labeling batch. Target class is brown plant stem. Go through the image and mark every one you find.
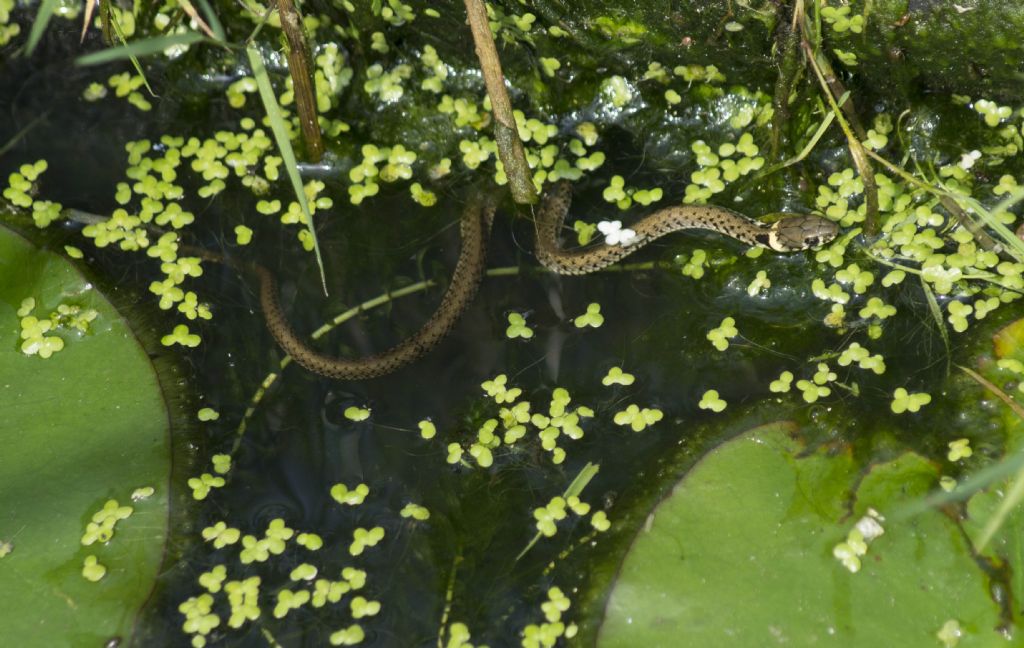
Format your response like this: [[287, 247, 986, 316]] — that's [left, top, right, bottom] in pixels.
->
[[277, 0, 323, 162], [99, 0, 112, 45], [798, 3, 878, 234], [463, 0, 537, 204]]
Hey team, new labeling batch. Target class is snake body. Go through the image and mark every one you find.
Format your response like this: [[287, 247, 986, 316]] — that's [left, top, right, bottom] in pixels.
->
[[246, 182, 837, 379], [252, 193, 497, 379], [535, 181, 839, 274]]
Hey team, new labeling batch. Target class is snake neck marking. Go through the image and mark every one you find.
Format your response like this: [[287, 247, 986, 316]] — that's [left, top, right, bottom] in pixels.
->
[[534, 180, 839, 275], [204, 182, 837, 379]]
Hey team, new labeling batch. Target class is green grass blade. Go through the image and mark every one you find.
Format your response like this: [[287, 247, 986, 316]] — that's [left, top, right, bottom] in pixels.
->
[[957, 365, 1024, 550], [956, 193, 1024, 262], [895, 365, 1024, 521], [195, 0, 226, 41], [75, 33, 207, 66], [974, 465, 1024, 551], [564, 462, 600, 499], [25, 0, 59, 55], [893, 449, 1024, 519], [918, 276, 951, 374], [246, 45, 328, 295], [106, 9, 156, 97], [516, 462, 600, 561]]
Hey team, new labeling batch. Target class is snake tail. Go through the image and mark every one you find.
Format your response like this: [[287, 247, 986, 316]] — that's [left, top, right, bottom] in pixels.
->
[[215, 193, 497, 380]]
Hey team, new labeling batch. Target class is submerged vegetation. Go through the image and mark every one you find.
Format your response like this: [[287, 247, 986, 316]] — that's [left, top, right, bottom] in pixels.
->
[[3, 0, 1024, 646]]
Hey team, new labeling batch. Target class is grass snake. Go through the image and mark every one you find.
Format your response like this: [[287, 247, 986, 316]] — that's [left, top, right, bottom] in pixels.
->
[[241, 181, 838, 379]]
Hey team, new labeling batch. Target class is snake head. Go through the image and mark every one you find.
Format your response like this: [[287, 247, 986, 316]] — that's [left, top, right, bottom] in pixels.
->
[[767, 215, 840, 252]]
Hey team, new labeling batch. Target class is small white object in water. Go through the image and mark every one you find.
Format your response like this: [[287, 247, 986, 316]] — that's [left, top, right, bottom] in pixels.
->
[[855, 508, 885, 541], [598, 220, 637, 246], [959, 150, 981, 170]]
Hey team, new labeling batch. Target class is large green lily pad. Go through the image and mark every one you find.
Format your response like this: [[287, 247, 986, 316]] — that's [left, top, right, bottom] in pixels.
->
[[0, 223, 171, 646], [599, 422, 1002, 647]]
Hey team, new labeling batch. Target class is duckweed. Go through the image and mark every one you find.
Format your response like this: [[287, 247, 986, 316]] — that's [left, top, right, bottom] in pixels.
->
[[410, 182, 437, 206], [400, 503, 430, 521], [947, 438, 973, 462], [223, 576, 261, 628], [833, 509, 885, 573], [858, 297, 896, 320], [837, 343, 887, 375], [3, 159, 54, 212], [891, 388, 932, 414], [833, 49, 858, 67], [796, 380, 831, 403], [446, 443, 464, 464], [19, 311, 65, 359], [329, 625, 366, 646], [947, 301, 973, 333], [590, 510, 611, 532], [601, 175, 663, 210], [188, 473, 225, 500], [835, 263, 875, 294], [199, 566, 227, 593], [273, 588, 310, 618], [81, 555, 106, 582], [211, 454, 231, 474], [161, 324, 201, 348], [769, 371, 793, 393], [350, 596, 382, 618], [349, 526, 385, 556], [698, 390, 727, 412], [131, 486, 155, 501], [706, 316, 738, 351], [821, 4, 864, 33], [602, 366, 635, 386], [202, 522, 241, 549], [179, 593, 219, 645], [506, 312, 534, 339], [239, 535, 271, 565], [533, 497, 569, 537], [747, 270, 771, 296], [418, 419, 437, 439], [684, 135, 765, 204], [295, 532, 323, 550], [331, 483, 369, 506], [522, 585, 578, 647], [612, 404, 664, 432], [81, 498, 133, 546], [234, 225, 253, 244], [678, 248, 708, 279], [574, 303, 604, 328], [937, 620, 963, 648], [974, 99, 1014, 127], [343, 406, 371, 421], [600, 75, 633, 109]]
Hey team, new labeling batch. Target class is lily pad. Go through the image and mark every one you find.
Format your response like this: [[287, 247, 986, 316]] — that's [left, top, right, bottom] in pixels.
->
[[0, 223, 171, 646], [599, 421, 1001, 647]]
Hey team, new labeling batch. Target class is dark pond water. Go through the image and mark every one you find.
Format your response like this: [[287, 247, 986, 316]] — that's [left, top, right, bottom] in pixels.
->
[[2, 18, 1017, 648]]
